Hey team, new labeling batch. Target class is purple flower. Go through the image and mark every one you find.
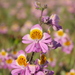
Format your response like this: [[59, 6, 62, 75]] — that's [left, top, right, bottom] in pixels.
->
[[42, 14, 62, 31], [22, 24, 52, 53], [48, 40, 61, 50], [35, 69, 54, 75]]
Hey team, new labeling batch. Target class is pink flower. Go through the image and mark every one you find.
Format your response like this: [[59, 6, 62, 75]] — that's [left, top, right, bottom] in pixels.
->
[[22, 24, 52, 53], [54, 30, 74, 54], [47, 57, 56, 67], [61, 37, 73, 54], [11, 50, 31, 75], [5, 56, 14, 70]]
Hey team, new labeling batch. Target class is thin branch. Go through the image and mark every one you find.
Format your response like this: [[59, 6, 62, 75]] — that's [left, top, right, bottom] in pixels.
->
[[29, 52, 35, 64]]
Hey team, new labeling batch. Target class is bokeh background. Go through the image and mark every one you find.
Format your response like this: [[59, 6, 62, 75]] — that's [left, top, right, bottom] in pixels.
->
[[0, 0, 75, 75]]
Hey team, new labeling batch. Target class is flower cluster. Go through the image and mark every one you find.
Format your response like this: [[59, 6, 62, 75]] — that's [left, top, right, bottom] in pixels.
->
[[10, 2, 64, 75], [54, 29, 73, 54]]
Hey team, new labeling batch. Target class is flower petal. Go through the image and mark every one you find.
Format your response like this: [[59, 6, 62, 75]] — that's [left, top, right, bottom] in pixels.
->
[[25, 42, 35, 53], [30, 24, 42, 31], [22, 34, 33, 44], [36, 71, 44, 75], [28, 65, 36, 74], [40, 33, 52, 43], [25, 67, 31, 75], [39, 42, 48, 53], [42, 33, 51, 40], [11, 69, 21, 75], [11, 61, 20, 69]]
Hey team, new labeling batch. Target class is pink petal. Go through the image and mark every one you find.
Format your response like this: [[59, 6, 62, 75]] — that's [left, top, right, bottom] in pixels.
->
[[28, 65, 36, 74], [39, 42, 48, 53], [36, 71, 44, 75], [42, 33, 51, 40], [22, 34, 33, 44], [42, 38, 52, 43], [11, 69, 21, 75], [17, 50, 25, 56], [31, 24, 42, 31], [11, 61, 20, 69], [25, 42, 35, 53], [25, 67, 31, 75]]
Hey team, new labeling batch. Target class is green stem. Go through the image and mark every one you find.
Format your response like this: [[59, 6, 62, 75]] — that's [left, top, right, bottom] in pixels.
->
[[29, 52, 35, 64], [40, 9, 44, 25]]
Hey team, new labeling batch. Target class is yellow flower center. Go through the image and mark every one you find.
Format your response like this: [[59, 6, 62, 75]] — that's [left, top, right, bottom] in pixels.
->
[[70, 72, 75, 75], [16, 55, 28, 66], [1, 51, 7, 56], [64, 41, 71, 46], [6, 59, 13, 64], [30, 29, 43, 40], [12, 51, 17, 55], [40, 54, 46, 65], [50, 58, 54, 62], [57, 30, 64, 36], [66, 72, 69, 75]]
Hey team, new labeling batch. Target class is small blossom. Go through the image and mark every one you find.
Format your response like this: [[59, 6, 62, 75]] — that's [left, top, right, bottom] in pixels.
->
[[11, 50, 31, 75], [66, 69, 75, 75], [47, 57, 56, 67], [22, 24, 52, 53], [42, 14, 62, 31]]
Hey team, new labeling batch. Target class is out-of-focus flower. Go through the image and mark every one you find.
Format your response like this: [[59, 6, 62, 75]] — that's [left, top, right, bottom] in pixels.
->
[[24, 21, 33, 29], [22, 24, 52, 53], [61, 37, 73, 54], [5, 57, 14, 70], [16, 1, 23, 9], [66, 69, 75, 75], [0, 49, 8, 69], [0, 25, 8, 34], [54, 29, 66, 40], [16, 8, 27, 19], [0, 49, 8, 59], [11, 23, 20, 32], [54, 29, 73, 54], [0, 57, 6, 69], [0, 1, 10, 9], [11, 51, 18, 59], [20, 21, 33, 35], [10, 8, 17, 16], [47, 57, 56, 67]]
